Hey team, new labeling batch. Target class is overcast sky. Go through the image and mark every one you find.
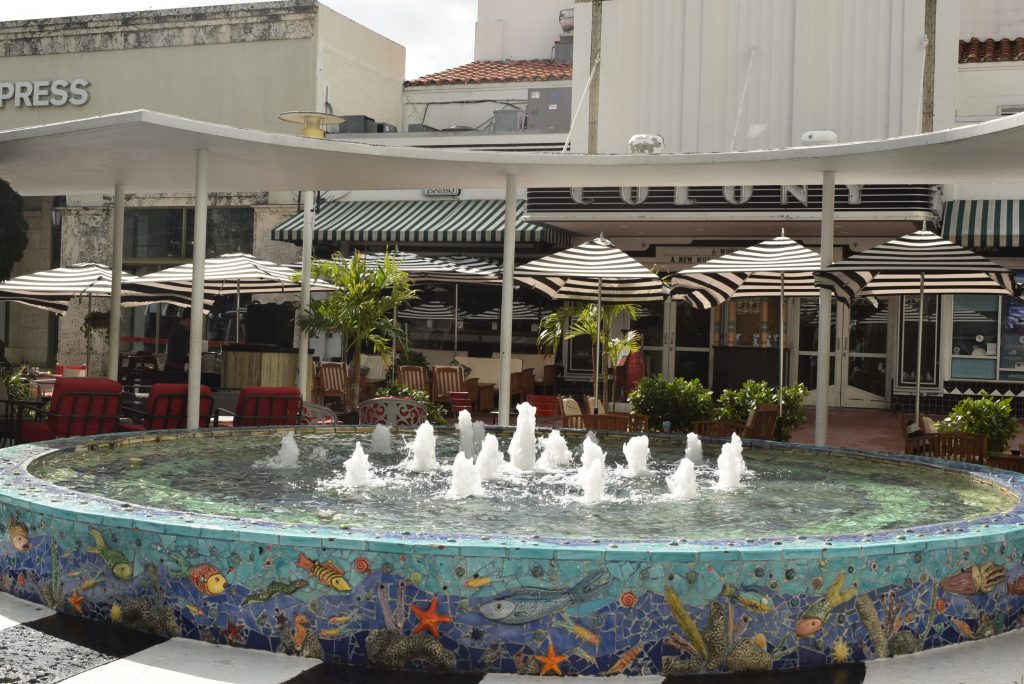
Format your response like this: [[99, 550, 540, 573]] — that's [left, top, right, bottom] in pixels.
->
[[0, 0, 477, 79]]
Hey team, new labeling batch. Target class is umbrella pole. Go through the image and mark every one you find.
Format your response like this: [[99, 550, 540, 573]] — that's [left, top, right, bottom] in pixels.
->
[[594, 279, 602, 411], [453, 283, 459, 355], [915, 275, 924, 426], [235, 281, 241, 343], [778, 274, 785, 437], [85, 293, 92, 375], [155, 305, 161, 354], [391, 304, 397, 384]]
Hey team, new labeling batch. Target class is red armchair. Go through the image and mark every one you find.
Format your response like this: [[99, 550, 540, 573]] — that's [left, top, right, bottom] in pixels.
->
[[20, 377, 123, 443], [122, 384, 214, 430], [221, 386, 302, 427]]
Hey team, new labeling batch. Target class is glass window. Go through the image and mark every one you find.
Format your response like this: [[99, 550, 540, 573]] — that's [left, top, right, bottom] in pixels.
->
[[126, 208, 254, 261], [125, 208, 186, 259], [951, 294, 999, 380], [186, 208, 254, 258]]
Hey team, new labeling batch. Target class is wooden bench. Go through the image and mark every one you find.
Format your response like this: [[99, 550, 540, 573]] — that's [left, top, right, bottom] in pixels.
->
[[694, 404, 780, 440], [904, 432, 988, 464], [563, 413, 648, 432]]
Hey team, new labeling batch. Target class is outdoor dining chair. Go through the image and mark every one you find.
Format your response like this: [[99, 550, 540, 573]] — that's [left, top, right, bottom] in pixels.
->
[[432, 366, 478, 407], [318, 362, 348, 410], [219, 386, 303, 427], [121, 383, 214, 430], [693, 404, 780, 440], [19, 377, 123, 442], [447, 391, 474, 420], [397, 365, 431, 395]]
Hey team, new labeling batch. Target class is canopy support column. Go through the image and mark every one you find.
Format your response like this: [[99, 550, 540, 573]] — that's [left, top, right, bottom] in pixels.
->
[[498, 175, 517, 425], [814, 170, 836, 445], [298, 190, 314, 401], [107, 184, 125, 381], [187, 149, 208, 430]]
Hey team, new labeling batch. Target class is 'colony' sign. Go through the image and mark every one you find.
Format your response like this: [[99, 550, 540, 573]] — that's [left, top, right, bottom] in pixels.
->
[[0, 79, 91, 108]]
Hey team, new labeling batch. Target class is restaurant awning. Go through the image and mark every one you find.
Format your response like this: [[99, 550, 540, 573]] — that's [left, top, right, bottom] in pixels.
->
[[270, 199, 570, 247], [941, 199, 1024, 249]]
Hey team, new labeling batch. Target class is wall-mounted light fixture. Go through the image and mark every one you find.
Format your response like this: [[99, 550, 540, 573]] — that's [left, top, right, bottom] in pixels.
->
[[50, 195, 65, 229]]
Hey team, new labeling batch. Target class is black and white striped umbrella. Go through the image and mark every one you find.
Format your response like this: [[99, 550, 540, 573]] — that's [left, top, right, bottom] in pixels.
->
[[471, 302, 550, 320], [816, 229, 1016, 423], [0, 263, 200, 314], [514, 237, 666, 303], [398, 301, 469, 320], [814, 230, 1016, 301], [669, 236, 821, 308], [135, 253, 334, 298], [342, 251, 501, 285], [515, 237, 665, 399]]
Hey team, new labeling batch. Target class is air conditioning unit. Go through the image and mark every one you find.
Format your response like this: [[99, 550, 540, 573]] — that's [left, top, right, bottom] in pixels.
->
[[376, 122, 398, 133], [526, 87, 571, 131], [493, 109, 526, 132], [337, 115, 376, 133]]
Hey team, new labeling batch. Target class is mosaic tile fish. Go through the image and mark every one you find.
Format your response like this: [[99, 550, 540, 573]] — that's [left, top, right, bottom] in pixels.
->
[[479, 569, 610, 625], [796, 572, 857, 637], [87, 529, 132, 580]]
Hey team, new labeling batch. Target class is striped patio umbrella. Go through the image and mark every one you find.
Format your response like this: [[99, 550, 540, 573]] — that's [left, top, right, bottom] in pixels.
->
[[132, 253, 334, 342], [0, 262, 200, 314], [398, 301, 470, 320], [515, 237, 667, 399], [669, 235, 822, 422], [816, 229, 1016, 423], [472, 302, 550, 320]]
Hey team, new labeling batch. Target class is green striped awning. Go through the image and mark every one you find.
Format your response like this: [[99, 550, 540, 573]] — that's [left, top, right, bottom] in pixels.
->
[[941, 199, 1024, 249], [270, 199, 569, 247]]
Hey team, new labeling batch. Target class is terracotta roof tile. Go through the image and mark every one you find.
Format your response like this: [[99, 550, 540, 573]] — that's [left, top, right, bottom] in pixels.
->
[[405, 59, 572, 87], [959, 37, 1024, 63]]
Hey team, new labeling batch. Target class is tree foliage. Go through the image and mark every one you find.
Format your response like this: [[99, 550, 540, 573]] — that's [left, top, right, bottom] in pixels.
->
[[295, 251, 417, 410], [0, 180, 29, 282]]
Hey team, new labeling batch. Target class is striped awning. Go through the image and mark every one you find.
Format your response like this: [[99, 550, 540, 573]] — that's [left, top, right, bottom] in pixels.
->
[[353, 252, 501, 284], [132, 253, 334, 300], [398, 301, 468, 320], [942, 199, 1024, 249], [670, 235, 822, 309], [472, 303, 551, 320], [270, 199, 569, 247]]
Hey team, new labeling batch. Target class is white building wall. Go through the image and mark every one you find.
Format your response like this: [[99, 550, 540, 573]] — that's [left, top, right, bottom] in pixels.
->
[[474, 0, 567, 61], [571, 0, 933, 154]]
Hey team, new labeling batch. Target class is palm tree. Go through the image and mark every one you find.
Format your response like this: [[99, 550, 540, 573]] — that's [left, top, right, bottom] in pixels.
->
[[538, 302, 641, 405], [295, 251, 417, 411]]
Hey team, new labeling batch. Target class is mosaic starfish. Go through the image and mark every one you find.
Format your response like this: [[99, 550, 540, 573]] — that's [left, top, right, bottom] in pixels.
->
[[535, 641, 567, 676], [410, 597, 452, 639], [66, 589, 85, 615], [223, 619, 246, 645]]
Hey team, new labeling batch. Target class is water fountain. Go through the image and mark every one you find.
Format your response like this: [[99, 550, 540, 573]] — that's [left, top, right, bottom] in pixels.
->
[[622, 434, 651, 476], [253, 430, 300, 469], [684, 431, 703, 465], [457, 410, 475, 458], [475, 433, 506, 480], [343, 442, 372, 487], [406, 421, 438, 471], [715, 432, 745, 491], [507, 401, 537, 470], [447, 451, 484, 499], [3, 406, 1023, 678], [369, 423, 392, 454], [536, 429, 573, 470]]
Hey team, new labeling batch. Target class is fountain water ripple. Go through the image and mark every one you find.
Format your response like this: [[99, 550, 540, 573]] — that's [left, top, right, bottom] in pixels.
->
[[580, 432, 605, 469], [716, 432, 745, 491], [685, 432, 703, 465], [508, 402, 537, 471], [457, 410, 476, 459], [407, 421, 438, 471], [579, 457, 605, 502]]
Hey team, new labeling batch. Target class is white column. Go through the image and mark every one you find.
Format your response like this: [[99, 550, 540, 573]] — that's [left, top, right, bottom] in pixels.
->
[[107, 185, 125, 381], [814, 171, 836, 445], [498, 175, 517, 425], [187, 149, 208, 430], [298, 190, 314, 400]]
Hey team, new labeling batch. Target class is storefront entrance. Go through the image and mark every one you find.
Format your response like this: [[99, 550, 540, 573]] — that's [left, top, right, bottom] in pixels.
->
[[797, 298, 890, 408]]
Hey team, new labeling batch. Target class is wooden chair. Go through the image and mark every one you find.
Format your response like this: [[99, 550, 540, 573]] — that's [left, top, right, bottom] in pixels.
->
[[563, 413, 645, 432], [905, 432, 988, 464], [19, 377, 123, 442], [693, 404, 780, 440], [561, 396, 582, 418], [221, 386, 302, 427], [432, 366, 479, 407], [319, 362, 348, 410], [448, 391, 473, 420], [541, 364, 558, 394], [397, 365, 431, 395], [584, 395, 606, 415], [121, 383, 214, 430]]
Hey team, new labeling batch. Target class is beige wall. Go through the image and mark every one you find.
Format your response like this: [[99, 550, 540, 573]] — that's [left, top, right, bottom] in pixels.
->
[[475, 0, 566, 61], [316, 5, 404, 126], [5, 206, 52, 368]]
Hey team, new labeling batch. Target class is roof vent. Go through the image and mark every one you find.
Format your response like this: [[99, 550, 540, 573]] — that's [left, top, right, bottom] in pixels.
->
[[998, 104, 1024, 116]]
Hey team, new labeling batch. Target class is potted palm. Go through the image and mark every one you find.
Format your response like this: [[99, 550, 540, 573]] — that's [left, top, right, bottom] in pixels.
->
[[295, 251, 417, 417]]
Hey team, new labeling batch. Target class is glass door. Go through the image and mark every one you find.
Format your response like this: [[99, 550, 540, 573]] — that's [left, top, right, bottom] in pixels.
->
[[839, 298, 889, 407], [797, 298, 838, 405]]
